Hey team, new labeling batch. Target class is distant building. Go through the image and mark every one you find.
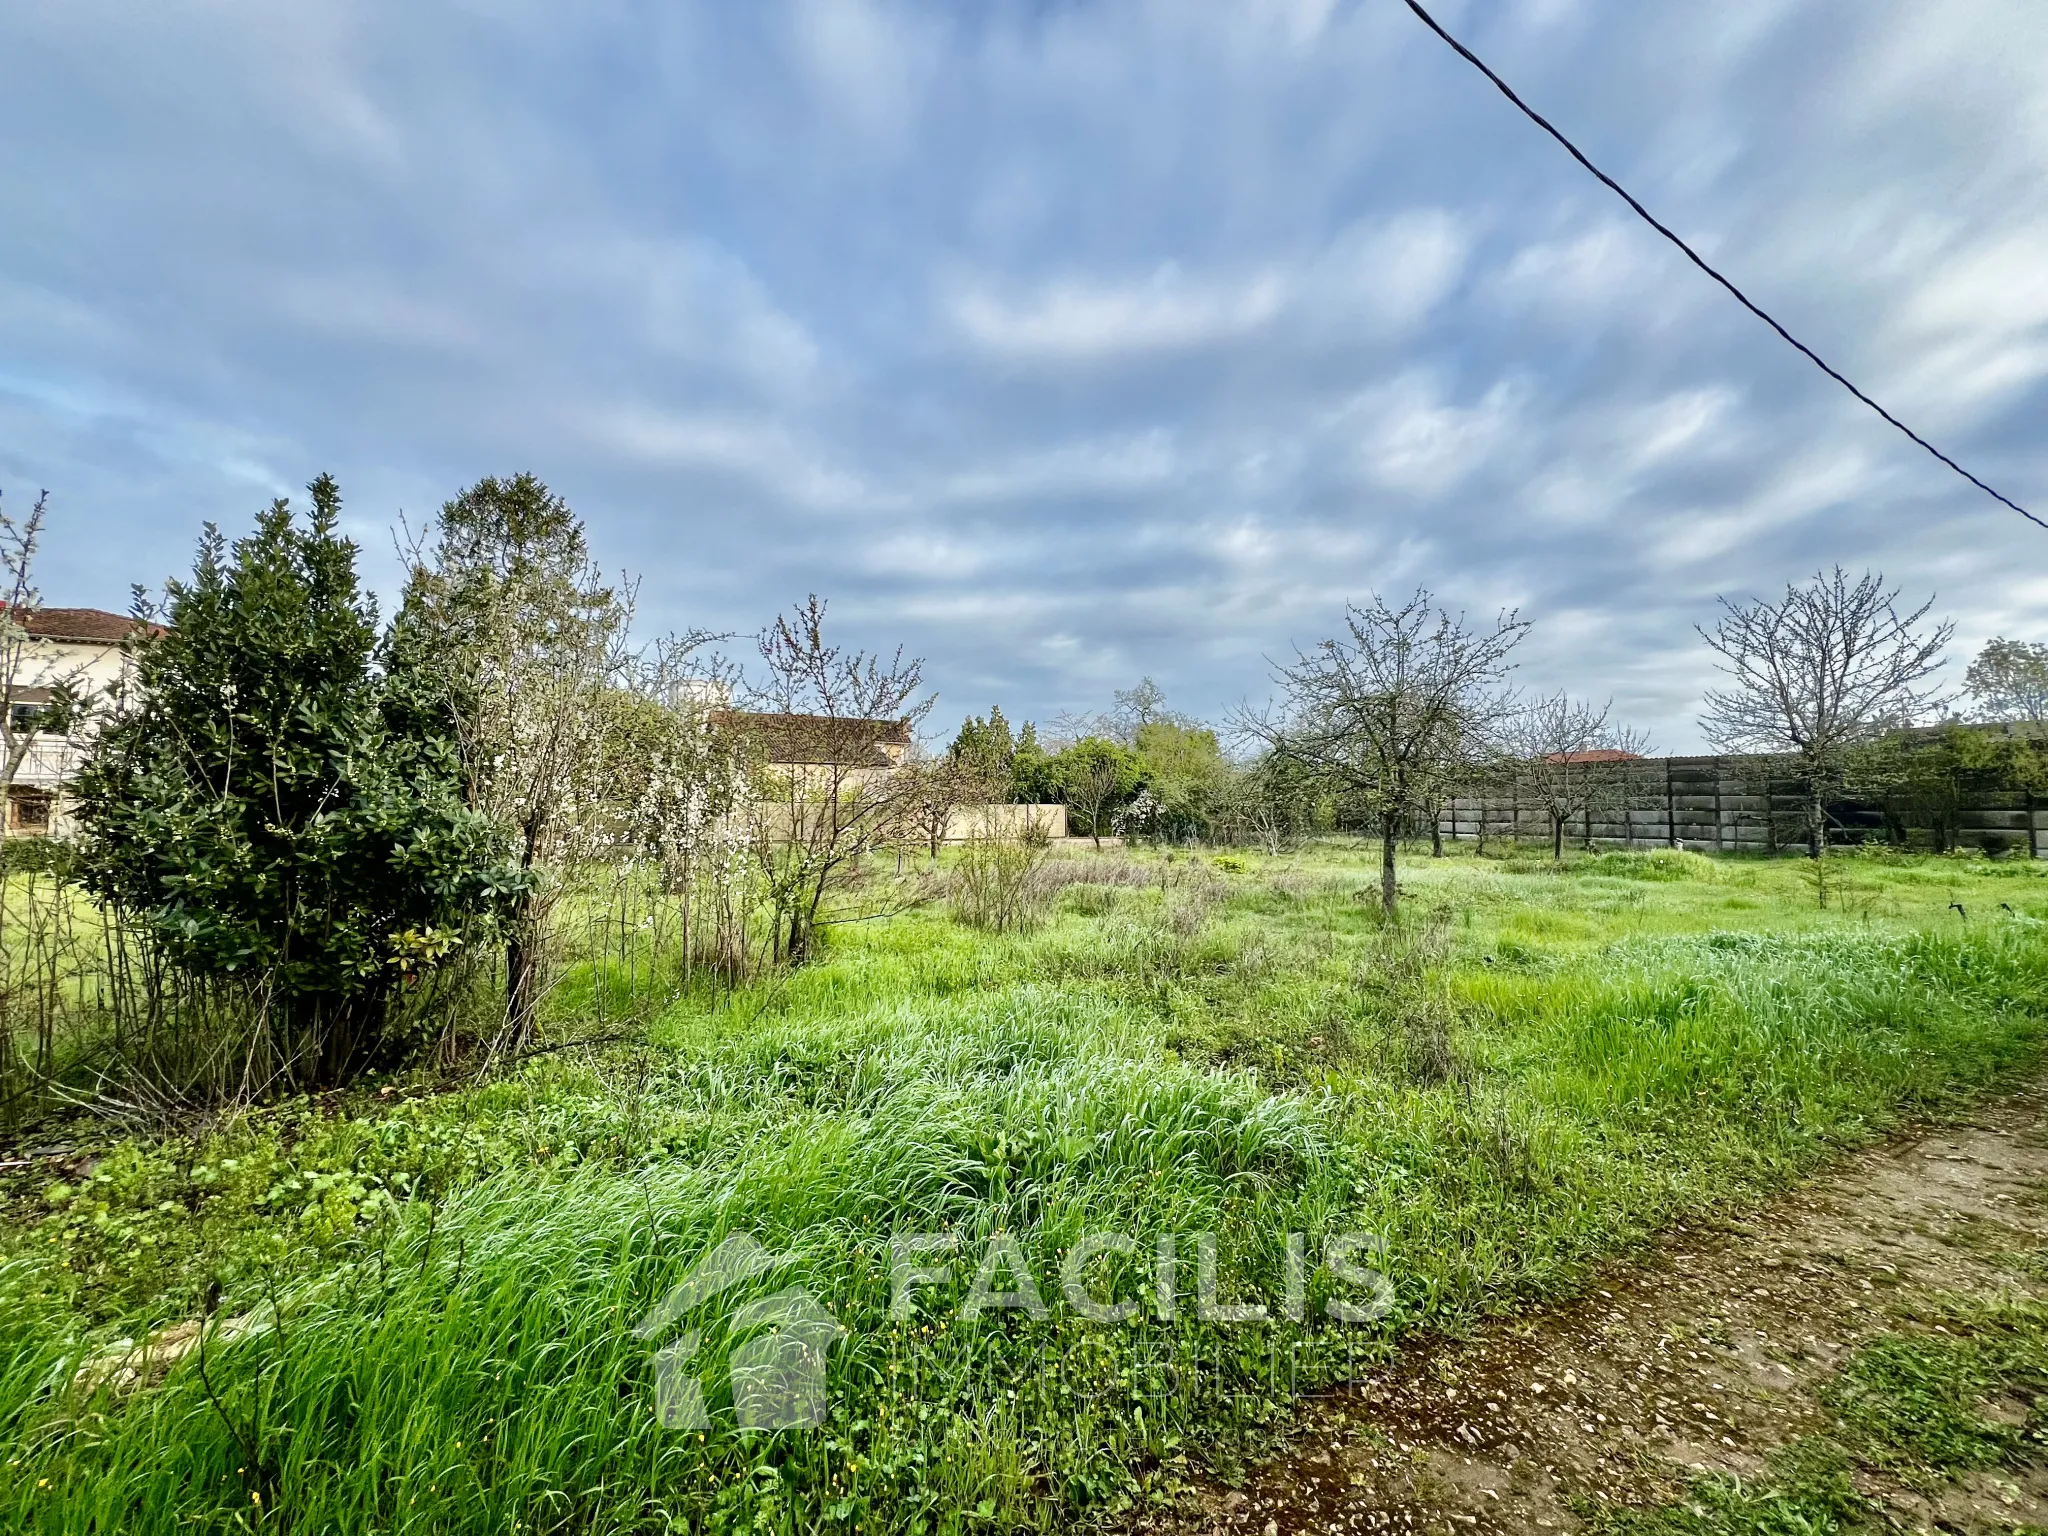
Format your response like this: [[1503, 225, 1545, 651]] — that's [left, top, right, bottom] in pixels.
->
[[4, 607, 151, 836], [708, 710, 911, 794], [1538, 749, 1644, 765], [705, 709, 1066, 841], [707, 710, 911, 767]]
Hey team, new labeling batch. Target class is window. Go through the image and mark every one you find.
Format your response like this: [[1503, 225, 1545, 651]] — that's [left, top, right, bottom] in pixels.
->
[[9, 792, 51, 833], [8, 702, 40, 736]]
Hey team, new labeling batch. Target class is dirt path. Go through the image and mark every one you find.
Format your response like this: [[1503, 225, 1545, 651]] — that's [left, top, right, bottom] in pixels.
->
[[1134, 1087, 2048, 1536]]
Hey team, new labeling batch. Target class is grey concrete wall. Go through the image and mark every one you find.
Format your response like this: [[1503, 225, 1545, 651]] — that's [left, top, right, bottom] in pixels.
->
[[1440, 756, 2045, 858]]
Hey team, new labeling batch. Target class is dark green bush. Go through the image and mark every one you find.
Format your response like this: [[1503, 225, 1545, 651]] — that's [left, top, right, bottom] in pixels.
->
[[0, 834, 74, 877], [70, 478, 526, 1091]]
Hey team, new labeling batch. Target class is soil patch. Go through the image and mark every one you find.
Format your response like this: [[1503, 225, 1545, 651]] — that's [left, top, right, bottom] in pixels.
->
[[1133, 1087, 2048, 1535]]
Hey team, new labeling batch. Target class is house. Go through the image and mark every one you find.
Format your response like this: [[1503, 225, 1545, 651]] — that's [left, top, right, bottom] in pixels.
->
[[1538, 749, 1645, 765], [705, 709, 1066, 842], [708, 709, 911, 788], [4, 606, 150, 835]]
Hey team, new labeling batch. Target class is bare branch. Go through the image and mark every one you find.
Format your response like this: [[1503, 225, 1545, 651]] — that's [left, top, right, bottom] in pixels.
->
[[1236, 588, 1527, 912], [734, 595, 934, 963], [1497, 692, 1651, 856], [1697, 567, 1952, 856]]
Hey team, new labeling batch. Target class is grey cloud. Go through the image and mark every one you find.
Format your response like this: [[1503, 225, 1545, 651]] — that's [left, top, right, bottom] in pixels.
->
[[1, 0, 2044, 749]]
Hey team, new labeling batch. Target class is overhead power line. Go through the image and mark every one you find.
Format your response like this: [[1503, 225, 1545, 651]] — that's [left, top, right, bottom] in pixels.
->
[[1402, 0, 2046, 533]]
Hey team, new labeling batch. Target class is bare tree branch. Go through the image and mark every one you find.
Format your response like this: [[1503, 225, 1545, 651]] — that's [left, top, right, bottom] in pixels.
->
[[1698, 567, 1952, 858], [1498, 693, 1653, 858], [1237, 588, 1527, 914], [737, 595, 934, 963]]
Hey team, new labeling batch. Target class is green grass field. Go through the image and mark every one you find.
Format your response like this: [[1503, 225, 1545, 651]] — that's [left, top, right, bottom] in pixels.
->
[[3, 842, 2047, 1534]]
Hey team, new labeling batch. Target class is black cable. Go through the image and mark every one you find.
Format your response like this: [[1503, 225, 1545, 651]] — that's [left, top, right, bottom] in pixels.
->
[[1402, 0, 2046, 532]]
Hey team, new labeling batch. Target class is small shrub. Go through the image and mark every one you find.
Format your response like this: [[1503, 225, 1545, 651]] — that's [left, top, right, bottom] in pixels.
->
[[1037, 852, 1153, 891], [1404, 1004, 1464, 1085], [0, 835, 75, 876], [1059, 883, 1120, 916], [1587, 849, 1718, 882], [1167, 889, 1216, 940], [1267, 870, 1352, 902], [950, 829, 1051, 933]]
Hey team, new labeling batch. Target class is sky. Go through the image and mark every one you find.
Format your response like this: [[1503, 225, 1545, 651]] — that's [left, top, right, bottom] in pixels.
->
[[3, 0, 2045, 752]]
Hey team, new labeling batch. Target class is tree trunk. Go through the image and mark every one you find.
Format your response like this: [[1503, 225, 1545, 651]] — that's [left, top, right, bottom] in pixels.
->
[[1810, 778, 1832, 908], [1551, 814, 1564, 861], [1379, 815, 1398, 916], [1430, 811, 1443, 858], [786, 872, 830, 965], [682, 883, 693, 981], [505, 924, 538, 1051], [503, 824, 543, 1050]]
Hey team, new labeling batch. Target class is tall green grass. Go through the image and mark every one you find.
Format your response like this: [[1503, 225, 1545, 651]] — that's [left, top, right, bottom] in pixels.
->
[[3, 849, 2047, 1533]]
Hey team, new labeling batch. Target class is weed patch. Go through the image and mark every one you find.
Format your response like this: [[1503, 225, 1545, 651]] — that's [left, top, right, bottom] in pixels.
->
[[5, 845, 2048, 1534]]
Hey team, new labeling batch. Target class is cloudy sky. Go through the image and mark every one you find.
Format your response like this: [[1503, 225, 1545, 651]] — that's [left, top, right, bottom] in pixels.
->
[[3, 0, 2045, 749]]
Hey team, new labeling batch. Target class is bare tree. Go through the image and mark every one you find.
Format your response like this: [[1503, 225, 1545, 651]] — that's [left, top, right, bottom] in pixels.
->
[[613, 642, 745, 882], [565, 645, 755, 989], [1500, 693, 1653, 858], [397, 474, 636, 1052], [1241, 589, 1527, 915], [1052, 675, 1187, 747], [1209, 751, 1317, 855], [740, 596, 933, 963], [1056, 738, 1140, 850], [898, 747, 972, 860], [1699, 567, 1952, 860], [1613, 750, 1664, 849], [613, 648, 763, 984], [1966, 638, 2048, 728]]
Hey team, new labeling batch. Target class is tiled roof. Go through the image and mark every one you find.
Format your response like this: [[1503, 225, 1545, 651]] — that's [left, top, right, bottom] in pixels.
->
[[10, 607, 150, 643], [1539, 749, 1644, 764], [709, 710, 910, 767]]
